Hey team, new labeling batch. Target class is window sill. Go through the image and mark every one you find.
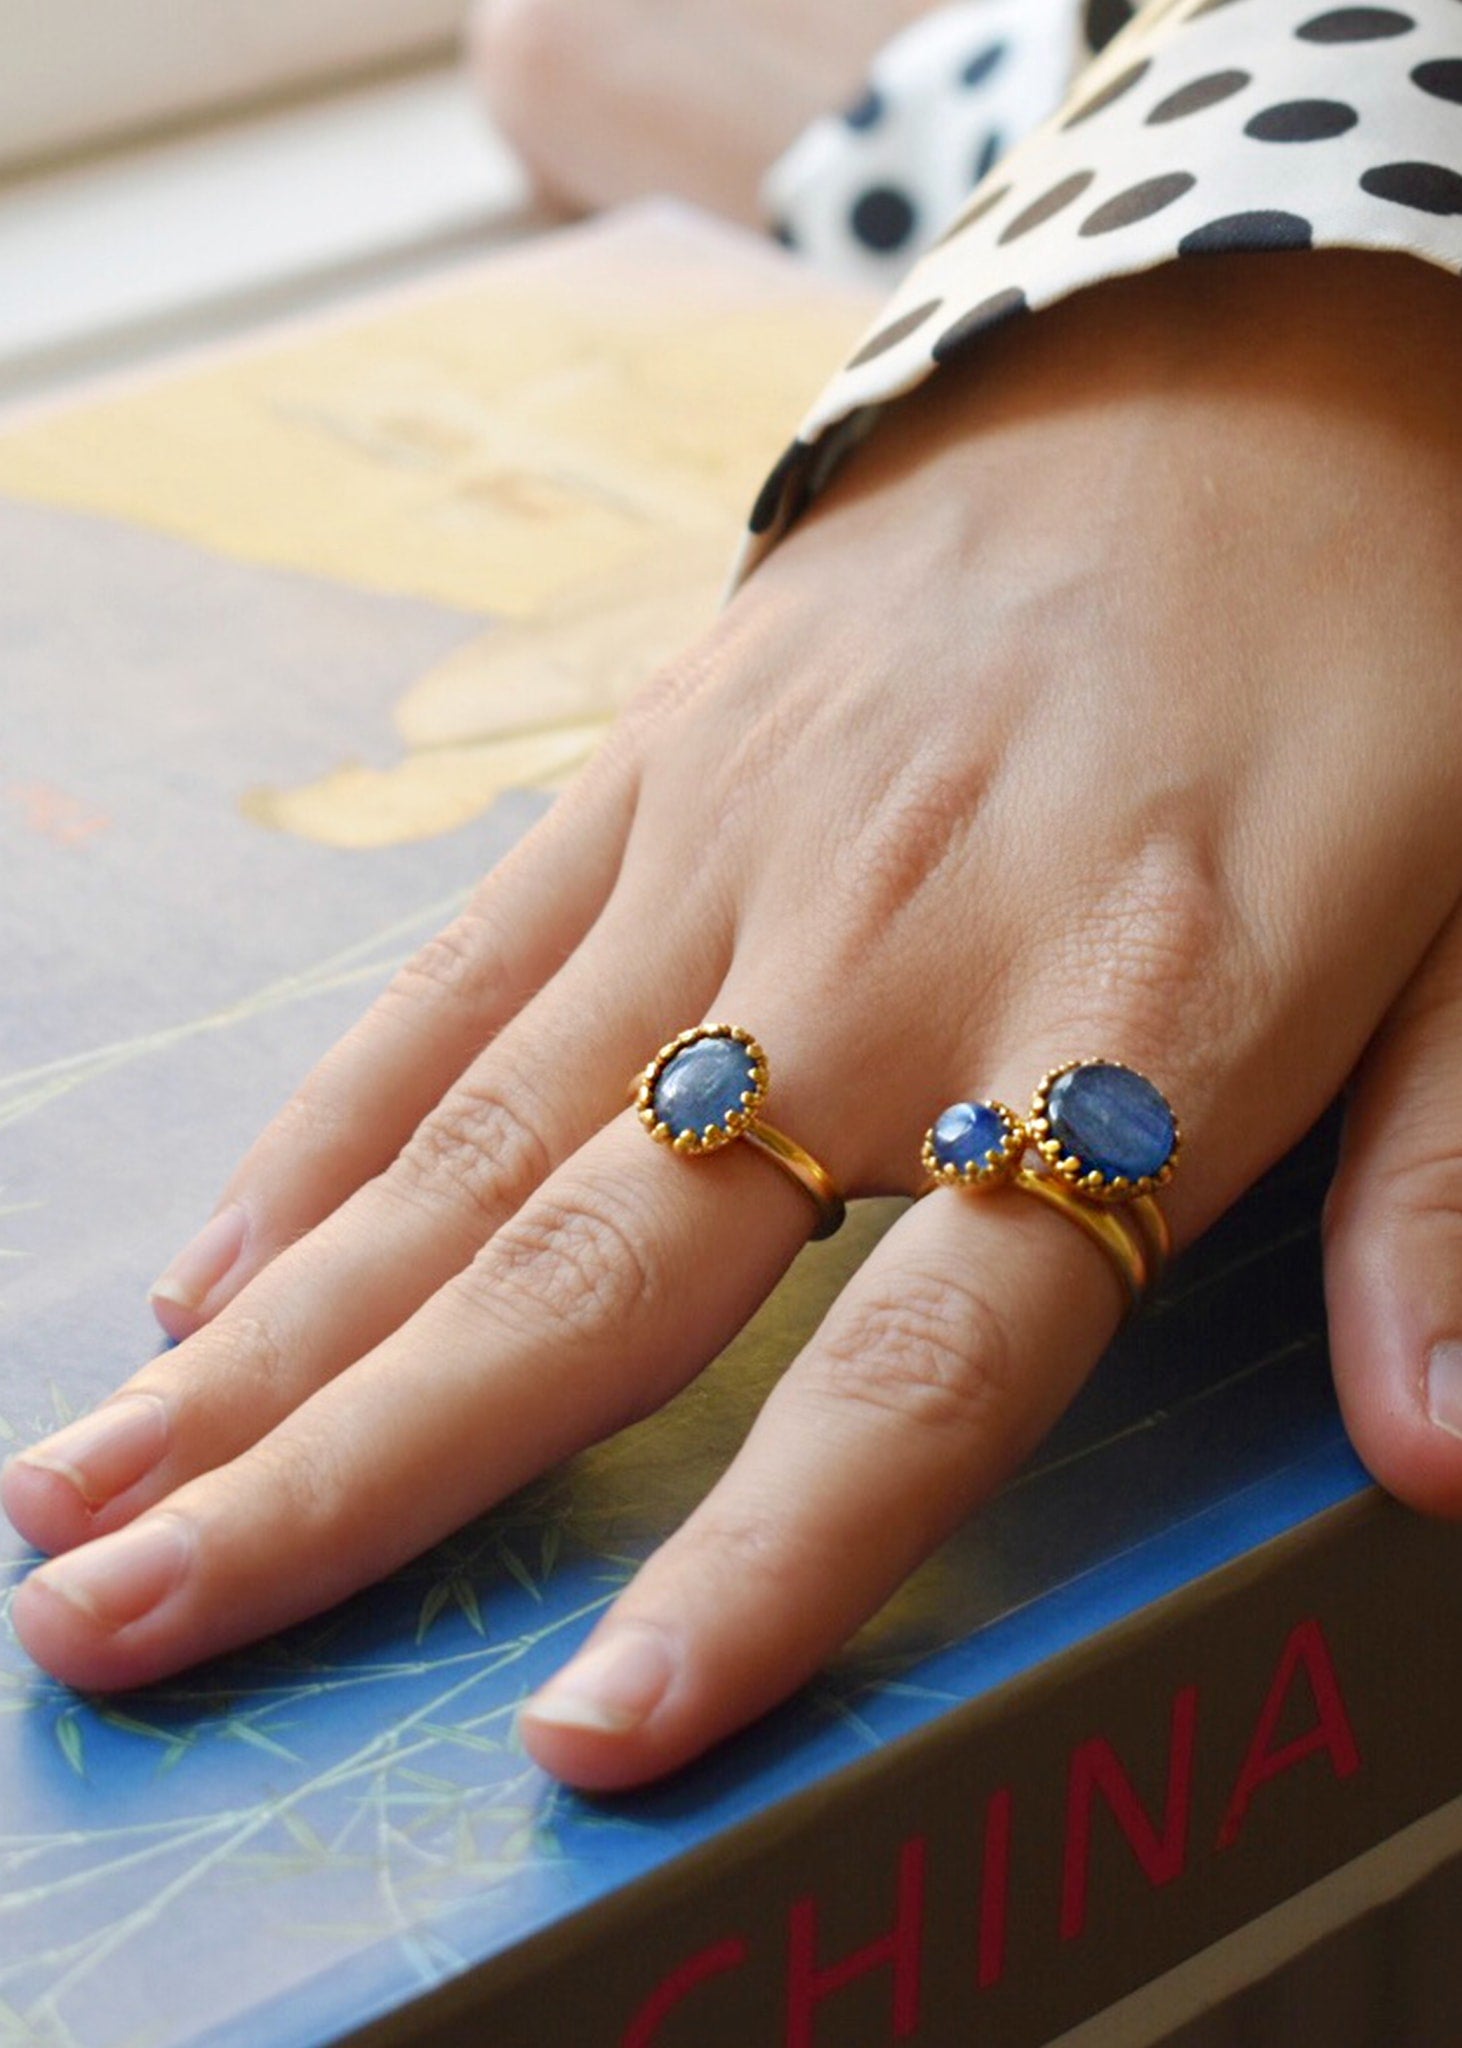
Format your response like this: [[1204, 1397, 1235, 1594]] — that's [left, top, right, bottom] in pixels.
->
[[0, 63, 542, 409]]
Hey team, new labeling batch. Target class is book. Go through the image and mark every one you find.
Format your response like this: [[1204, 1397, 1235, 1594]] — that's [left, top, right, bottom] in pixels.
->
[[1, 203, 1457, 2048]]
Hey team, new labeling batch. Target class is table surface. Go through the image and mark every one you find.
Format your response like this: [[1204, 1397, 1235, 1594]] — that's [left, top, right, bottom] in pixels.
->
[[0, 205, 1373, 2048]]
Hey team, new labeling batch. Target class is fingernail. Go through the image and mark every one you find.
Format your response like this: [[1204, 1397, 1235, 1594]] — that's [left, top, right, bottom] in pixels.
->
[[1426, 1341, 1462, 1441], [31, 1514, 192, 1630], [11, 1392, 170, 1508], [521, 1626, 672, 1736], [149, 1204, 246, 1316]]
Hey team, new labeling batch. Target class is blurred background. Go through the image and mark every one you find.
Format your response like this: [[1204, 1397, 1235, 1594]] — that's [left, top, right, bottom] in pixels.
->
[[0, 0, 536, 402]]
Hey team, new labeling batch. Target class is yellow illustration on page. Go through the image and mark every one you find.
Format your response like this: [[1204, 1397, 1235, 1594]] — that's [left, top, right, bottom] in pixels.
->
[[0, 208, 869, 848]]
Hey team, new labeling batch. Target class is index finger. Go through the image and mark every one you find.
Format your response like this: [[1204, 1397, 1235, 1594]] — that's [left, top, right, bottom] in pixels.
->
[[10, 1111, 817, 1693]]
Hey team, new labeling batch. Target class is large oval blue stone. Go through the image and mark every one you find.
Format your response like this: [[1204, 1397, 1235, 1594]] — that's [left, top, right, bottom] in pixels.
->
[[652, 1036, 759, 1139], [930, 1100, 1008, 1173], [1046, 1063, 1175, 1182]]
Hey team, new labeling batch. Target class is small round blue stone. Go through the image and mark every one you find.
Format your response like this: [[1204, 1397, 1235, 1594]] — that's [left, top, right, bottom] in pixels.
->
[[930, 1100, 1009, 1174], [652, 1036, 759, 1139], [1046, 1063, 1175, 1183]]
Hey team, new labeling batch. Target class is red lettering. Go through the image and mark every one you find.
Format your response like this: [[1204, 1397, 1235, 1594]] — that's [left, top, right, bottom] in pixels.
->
[[977, 1786, 1014, 1991], [622, 1937, 749, 2046], [1217, 1616, 1361, 1851], [787, 1834, 926, 2048], [1061, 1684, 1198, 1942]]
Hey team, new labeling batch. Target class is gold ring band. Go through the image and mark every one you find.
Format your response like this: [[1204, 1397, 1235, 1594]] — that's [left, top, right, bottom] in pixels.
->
[[922, 1064, 1179, 1318], [1011, 1171, 1163, 1314], [1128, 1190, 1172, 1278], [634, 1024, 846, 1241], [742, 1120, 847, 1240]]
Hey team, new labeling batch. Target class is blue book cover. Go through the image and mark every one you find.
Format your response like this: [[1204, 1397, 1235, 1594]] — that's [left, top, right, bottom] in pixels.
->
[[0, 210, 1387, 2048]]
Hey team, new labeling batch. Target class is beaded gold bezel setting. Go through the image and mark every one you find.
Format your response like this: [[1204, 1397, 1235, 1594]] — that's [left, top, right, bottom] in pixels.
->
[[1027, 1057, 1180, 1204], [921, 1099, 1027, 1190], [635, 1023, 770, 1156]]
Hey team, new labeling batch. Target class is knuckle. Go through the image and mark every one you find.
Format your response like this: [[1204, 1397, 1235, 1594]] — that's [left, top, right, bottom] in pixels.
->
[[187, 1311, 294, 1414], [804, 1271, 1018, 1442], [263, 1077, 353, 1164], [391, 1079, 553, 1232], [676, 1510, 811, 1609], [1057, 829, 1251, 1055], [800, 756, 994, 996], [382, 908, 508, 1022], [229, 1421, 351, 1539], [623, 644, 713, 733], [464, 1178, 660, 1336], [1347, 1137, 1462, 1230], [840, 762, 985, 927]]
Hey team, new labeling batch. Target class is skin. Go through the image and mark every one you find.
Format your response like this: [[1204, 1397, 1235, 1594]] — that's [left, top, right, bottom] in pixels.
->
[[4, 250, 1462, 1792], [468, 0, 936, 223]]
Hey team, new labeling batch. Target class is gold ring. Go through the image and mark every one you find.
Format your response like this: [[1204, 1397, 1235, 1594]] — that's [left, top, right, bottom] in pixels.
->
[[1010, 1170, 1163, 1312], [634, 1024, 846, 1240], [921, 1062, 1179, 1315]]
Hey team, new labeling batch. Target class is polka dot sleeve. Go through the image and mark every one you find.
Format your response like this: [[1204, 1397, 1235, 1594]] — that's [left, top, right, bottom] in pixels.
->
[[732, 0, 1462, 586]]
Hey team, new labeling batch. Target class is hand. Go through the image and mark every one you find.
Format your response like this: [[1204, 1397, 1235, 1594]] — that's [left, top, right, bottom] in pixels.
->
[[469, 0, 931, 224], [5, 251, 1462, 1791]]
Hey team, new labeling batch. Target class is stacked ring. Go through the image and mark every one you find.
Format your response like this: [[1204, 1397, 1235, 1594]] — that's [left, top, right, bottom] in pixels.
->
[[923, 1059, 1180, 1314], [634, 1024, 846, 1240]]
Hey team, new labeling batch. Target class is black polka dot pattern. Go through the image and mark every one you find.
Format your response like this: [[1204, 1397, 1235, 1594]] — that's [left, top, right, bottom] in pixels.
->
[[739, 0, 1462, 578], [1245, 98, 1360, 140], [1148, 70, 1251, 122], [973, 131, 1005, 183], [1179, 207, 1315, 252], [748, 441, 813, 536], [847, 299, 946, 367], [962, 43, 1008, 89], [999, 170, 1096, 243], [932, 182, 1012, 250], [932, 287, 1031, 361], [1412, 59, 1462, 105], [1085, 0, 1138, 51], [1360, 160, 1462, 212], [1296, 7, 1415, 41], [851, 186, 919, 251], [843, 87, 886, 131], [1080, 171, 1196, 234], [1062, 60, 1152, 128]]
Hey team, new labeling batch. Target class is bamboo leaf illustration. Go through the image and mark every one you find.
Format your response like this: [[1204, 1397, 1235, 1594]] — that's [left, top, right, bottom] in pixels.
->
[[55, 1712, 85, 1777], [224, 1720, 302, 1763], [494, 1541, 540, 1604], [95, 1706, 175, 1743], [418, 1720, 505, 1757], [538, 1523, 561, 1582], [280, 1810, 328, 1858], [398, 1767, 459, 1793], [416, 1579, 453, 1644], [452, 1576, 485, 1635]]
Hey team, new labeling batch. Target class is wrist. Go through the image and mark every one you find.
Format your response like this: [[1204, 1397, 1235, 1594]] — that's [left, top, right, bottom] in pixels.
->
[[799, 250, 1462, 540]]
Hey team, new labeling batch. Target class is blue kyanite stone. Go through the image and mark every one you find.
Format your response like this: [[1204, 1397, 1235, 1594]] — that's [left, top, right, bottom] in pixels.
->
[[930, 1100, 1008, 1173], [652, 1036, 759, 1138], [1046, 1063, 1175, 1182]]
